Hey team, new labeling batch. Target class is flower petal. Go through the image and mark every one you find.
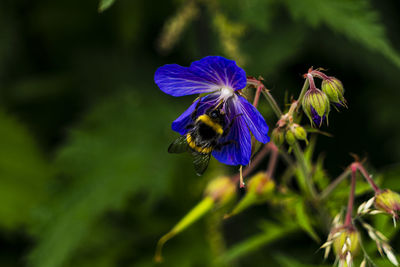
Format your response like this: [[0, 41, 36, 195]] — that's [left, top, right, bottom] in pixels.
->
[[171, 93, 220, 135], [212, 99, 252, 166], [154, 56, 247, 97], [212, 116, 251, 166], [235, 96, 270, 143]]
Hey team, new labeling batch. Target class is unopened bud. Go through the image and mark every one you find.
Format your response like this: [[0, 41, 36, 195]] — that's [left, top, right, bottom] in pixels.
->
[[285, 129, 296, 145], [375, 189, 400, 219], [272, 128, 285, 146], [292, 124, 308, 143], [321, 77, 347, 108], [205, 176, 236, 206], [302, 89, 330, 127], [332, 227, 360, 259], [247, 172, 275, 196], [225, 173, 274, 218]]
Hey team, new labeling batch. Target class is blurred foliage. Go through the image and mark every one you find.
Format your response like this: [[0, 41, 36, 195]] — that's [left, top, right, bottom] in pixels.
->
[[0, 0, 399, 266]]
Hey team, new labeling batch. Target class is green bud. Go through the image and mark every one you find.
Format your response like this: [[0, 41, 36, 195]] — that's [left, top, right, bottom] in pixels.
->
[[302, 89, 330, 127], [332, 227, 360, 260], [247, 172, 275, 196], [225, 173, 274, 218], [272, 128, 285, 146], [375, 189, 400, 219], [285, 129, 296, 145], [205, 176, 236, 206], [292, 124, 307, 143], [321, 77, 346, 107]]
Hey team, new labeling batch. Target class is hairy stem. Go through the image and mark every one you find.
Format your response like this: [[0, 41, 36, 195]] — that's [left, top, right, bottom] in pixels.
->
[[295, 79, 309, 112], [345, 165, 357, 226], [252, 84, 262, 108], [355, 163, 381, 193], [267, 143, 279, 178], [261, 90, 283, 117], [318, 168, 352, 201], [292, 142, 317, 198]]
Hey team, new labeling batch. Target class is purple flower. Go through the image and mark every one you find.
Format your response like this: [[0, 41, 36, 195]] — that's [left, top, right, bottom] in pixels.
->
[[154, 56, 269, 166]]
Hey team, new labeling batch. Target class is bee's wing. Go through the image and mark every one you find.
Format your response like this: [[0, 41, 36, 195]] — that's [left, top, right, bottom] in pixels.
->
[[168, 135, 189, 154], [192, 153, 210, 176]]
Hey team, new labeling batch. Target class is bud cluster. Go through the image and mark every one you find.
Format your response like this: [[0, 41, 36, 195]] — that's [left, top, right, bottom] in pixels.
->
[[301, 69, 346, 127], [272, 112, 308, 147]]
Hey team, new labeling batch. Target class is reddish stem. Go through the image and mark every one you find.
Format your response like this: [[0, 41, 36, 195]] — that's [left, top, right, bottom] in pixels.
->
[[252, 84, 262, 108], [355, 163, 381, 193], [345, 164, 357, 226], [306, 73, 317, 91], [267, 143, 279, 179], [309, 70, 329, 80]]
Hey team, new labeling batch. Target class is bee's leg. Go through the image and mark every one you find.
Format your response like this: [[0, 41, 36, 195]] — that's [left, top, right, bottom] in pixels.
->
[[191, 98, 202, 121], [222, 113, 243, 137], [185, 123, 194, 129]]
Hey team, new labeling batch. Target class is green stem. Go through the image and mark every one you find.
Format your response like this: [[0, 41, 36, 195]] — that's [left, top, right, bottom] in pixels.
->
[[318, 168, 351, 201], [261, 90, 283, 117], [292, 141, 317, 198], [295, 79, 309, 112]]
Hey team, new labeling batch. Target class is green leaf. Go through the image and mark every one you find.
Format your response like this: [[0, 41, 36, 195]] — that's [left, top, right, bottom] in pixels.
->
[[274, 253, 332, 267], [219, 220, 299, 263], [28, 91, 181, 267], [284, 0, 400, 68], [0, 110, 54, 230], [98, 0, 115, 13], [295, 201, 320, 242]]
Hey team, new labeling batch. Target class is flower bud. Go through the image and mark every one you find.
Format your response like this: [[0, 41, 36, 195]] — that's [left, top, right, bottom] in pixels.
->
[[285, 129, 296, 145], [292, 124, 308, 143], [205, 176, 236, 206], [329, 226, 360, 267], [225, 173, 274, 218], [247, 172, 275, 196], [321, 77, 347, 107], [272, 128, 285, 146], [302, 89, 330, 127], [375, 189, 400, 219]]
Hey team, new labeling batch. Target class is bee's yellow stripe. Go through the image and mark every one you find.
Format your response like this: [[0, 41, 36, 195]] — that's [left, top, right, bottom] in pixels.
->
[[186, 134, 213, 154], [196, 115, 223, 135]]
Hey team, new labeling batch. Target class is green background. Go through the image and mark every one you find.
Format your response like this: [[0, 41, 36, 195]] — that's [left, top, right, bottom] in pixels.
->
[[0, 0, 400, 266]]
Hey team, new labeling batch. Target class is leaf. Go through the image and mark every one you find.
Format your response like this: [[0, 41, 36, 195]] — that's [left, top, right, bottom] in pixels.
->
[[284, 0, 400, 68], [98, 0, 115, 13], [274, 253, 332, 267], [295, 201, 320, 242], [0, 110, 54, 230], [219, 220, 299, 263], [28, 91, 182, 267]]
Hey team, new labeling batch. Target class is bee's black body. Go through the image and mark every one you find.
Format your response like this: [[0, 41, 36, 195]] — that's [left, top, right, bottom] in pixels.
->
[[168, 100, 237, 175]]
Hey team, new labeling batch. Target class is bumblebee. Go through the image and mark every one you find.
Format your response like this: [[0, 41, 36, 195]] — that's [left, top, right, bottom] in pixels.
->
[[168, 101, 237, 175]]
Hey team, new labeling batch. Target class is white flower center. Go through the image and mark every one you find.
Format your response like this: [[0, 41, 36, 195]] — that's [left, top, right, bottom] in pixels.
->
[[220, 86, 234, 100]]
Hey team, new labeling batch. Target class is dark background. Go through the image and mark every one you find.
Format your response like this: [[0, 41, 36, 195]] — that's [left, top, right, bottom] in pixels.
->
[[0, 0, 400, 266]]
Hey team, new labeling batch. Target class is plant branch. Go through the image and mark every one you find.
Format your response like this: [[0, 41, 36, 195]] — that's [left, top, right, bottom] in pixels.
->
[[345, 165, 357, 226], [292, 141, 317, 198], [318, 167, 352, 201]]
